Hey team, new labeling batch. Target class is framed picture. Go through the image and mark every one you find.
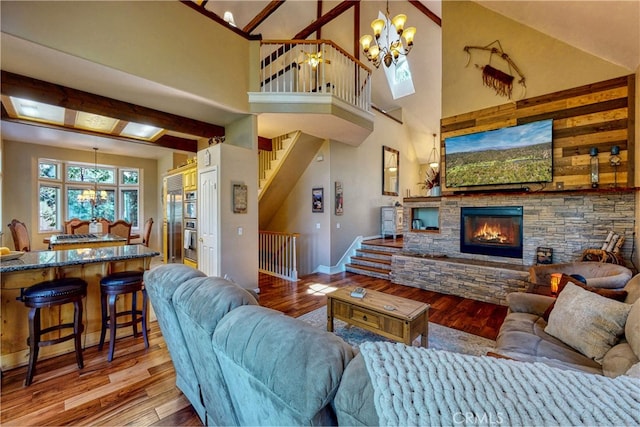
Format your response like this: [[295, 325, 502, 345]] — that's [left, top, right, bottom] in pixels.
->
[[312, 187, 324, 213], [335, 181, 343, 215], [536, 247, 553, 264], [233, 184, 248, 213]]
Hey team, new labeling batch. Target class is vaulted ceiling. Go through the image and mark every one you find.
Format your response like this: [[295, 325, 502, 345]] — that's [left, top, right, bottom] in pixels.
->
[[1, 1, 638, 162]]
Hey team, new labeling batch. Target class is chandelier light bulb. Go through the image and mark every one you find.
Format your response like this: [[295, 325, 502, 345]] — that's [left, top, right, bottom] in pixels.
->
[[371, 19, 385, 38], [402, 27, 416, 46], [392, 14, 406, 34], [360, 34, 373, 52]]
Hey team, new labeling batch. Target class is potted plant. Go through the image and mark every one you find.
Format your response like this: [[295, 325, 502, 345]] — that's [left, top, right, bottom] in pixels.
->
[[419, 166, 440, 196]]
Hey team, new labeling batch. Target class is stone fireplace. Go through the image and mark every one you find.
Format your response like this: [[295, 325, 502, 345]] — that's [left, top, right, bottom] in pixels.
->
[[393, 191, 636, 305], [460, 206, 523, 259]]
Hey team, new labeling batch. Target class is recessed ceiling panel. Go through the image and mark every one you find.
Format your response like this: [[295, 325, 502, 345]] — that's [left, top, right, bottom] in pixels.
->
[[10, 96, 65, 124]]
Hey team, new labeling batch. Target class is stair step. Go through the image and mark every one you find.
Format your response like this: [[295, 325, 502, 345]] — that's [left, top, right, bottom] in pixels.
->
[[358, 248, 394, 257], [345, 263, 390, 279], [350, 255, 391, 266]]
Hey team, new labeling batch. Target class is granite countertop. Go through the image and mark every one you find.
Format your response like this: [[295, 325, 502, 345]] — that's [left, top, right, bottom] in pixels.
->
[[0, 245, 161, 273], [49, 233, 127, 246]]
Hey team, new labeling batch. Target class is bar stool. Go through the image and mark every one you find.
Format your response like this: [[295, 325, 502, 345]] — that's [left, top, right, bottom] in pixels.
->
[[18, 277, 87, 386], [99, 271, 149, 362]]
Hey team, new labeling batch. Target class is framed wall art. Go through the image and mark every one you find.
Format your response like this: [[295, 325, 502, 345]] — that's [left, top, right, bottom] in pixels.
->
[[233, 184, 248, 214], [335, 181, 343, 215], [312, 187, 324, 213]]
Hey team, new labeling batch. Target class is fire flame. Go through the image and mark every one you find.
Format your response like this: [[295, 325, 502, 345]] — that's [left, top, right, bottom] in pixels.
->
[[474, 222, 510, 244]]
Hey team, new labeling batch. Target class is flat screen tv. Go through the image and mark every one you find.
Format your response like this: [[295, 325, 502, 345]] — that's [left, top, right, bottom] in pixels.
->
[[445, 119, 553, 188]]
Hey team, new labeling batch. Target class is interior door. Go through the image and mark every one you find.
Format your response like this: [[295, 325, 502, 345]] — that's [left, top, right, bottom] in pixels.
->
[[198, 167, 218, 276]]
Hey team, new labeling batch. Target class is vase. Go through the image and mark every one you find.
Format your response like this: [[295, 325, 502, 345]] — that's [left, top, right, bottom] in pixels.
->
[[430, 186, 441, 197]]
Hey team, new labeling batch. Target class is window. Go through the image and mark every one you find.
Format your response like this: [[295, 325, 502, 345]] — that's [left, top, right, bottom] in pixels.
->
[[38, 158, 141, 232]]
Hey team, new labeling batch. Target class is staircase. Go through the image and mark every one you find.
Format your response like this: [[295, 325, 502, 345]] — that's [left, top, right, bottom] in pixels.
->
[[345, 238, 403, 279]]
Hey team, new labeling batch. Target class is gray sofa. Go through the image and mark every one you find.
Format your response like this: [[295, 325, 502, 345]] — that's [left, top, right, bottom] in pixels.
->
[[496, 273, 640, 375], [145, 264, 640, 426], [529, 261, 633, 290]]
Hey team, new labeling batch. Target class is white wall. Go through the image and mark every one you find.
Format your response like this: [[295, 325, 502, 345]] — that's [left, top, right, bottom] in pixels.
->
[[266, 113, 421, 274], [198, 133, 258, 289]]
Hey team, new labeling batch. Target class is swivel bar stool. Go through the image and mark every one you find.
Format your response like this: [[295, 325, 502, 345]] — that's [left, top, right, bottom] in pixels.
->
[[99, 270, 149, 362], [18, 277, 87, 386]]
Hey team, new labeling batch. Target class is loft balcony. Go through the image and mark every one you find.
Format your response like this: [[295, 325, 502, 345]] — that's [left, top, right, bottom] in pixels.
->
[[249, 40, 375, 146]]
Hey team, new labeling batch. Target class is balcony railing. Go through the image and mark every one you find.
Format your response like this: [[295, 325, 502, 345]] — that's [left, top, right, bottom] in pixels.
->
[[259, 40, 371, 112], [259, 230, 299, 281]]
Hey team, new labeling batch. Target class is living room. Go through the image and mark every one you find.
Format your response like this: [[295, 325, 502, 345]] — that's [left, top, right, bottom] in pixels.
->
[[1, 1, 639, 425]]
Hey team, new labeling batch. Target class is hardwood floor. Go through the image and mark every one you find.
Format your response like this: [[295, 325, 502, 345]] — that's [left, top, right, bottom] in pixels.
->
[[1, 271, 507, 426]]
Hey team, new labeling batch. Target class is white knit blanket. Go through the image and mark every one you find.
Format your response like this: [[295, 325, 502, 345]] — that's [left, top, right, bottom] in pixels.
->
[[360, 341, 640, 426]]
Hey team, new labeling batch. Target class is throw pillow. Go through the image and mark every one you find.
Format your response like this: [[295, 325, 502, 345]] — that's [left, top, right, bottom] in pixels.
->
[[541, 275, 628, 321], [545, 282, 632, 363], [626, 362, 640, 378]]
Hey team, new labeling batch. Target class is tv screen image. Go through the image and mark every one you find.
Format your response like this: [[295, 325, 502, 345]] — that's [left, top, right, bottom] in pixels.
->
[[444, 119, 553, 188]]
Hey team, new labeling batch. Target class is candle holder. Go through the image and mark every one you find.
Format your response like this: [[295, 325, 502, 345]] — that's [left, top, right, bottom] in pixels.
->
[[550, 273, 562, 297]]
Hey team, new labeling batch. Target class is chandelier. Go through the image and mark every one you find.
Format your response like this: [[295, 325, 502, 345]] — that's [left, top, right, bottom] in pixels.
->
[[359, 1, 416, 68], [77, 147, 108, 218]]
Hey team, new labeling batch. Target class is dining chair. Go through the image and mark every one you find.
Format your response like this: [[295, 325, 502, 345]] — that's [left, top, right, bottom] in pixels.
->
[[64, 218, 83, 234], [7, 219, 31, 252], [141, 218, 154, 247], [108, 220, 132, 244], [70, 221, 91, 235]]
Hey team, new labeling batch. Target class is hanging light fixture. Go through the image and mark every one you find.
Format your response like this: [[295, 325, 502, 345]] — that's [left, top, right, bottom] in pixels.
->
[[359, 0, 416, 68], [428, 133, 440, 169], [77, 147, 107, 219]]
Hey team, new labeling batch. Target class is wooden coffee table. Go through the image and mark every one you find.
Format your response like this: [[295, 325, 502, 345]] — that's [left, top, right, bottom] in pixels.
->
[[326, 287, 430, 347]]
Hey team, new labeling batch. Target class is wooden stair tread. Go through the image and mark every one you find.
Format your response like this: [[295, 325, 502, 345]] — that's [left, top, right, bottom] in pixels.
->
[[345, 263, 390, 274], [350, 256, 392, 265], [358, 248, 395, 256]]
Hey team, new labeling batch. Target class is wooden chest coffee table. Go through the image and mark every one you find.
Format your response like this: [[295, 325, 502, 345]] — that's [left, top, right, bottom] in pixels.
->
[[326, 287, 430, 347]]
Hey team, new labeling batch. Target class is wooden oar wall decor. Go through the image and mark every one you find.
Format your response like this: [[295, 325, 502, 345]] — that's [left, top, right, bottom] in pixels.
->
[[464, 40, 526, 99]]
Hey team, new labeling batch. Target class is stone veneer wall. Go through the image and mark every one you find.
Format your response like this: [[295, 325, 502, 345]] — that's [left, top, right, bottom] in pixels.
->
[[393, 191, 636, 305]]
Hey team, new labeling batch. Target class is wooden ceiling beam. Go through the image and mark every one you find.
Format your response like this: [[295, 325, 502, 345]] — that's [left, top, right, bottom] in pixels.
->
[[0, 112, 198, 152], [408, 0, 441, 27], [1, 71, 224, 139], [244, 1, 286, 34], [294, 0, 359, 40], [180, 0, 261, 40], [258, 136, 272, 151]]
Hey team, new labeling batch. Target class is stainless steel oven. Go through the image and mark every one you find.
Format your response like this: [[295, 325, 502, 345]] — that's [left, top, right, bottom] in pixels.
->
[[184, 191, 197, 219], [184, 219, 197, 263]]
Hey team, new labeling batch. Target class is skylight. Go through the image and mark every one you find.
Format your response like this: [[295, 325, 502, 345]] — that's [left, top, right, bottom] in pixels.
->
[[10, 96, 65, 124]]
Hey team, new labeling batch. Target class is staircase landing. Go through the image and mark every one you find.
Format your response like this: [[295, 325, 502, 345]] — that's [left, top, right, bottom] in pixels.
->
[[345, 237, 403, 279]]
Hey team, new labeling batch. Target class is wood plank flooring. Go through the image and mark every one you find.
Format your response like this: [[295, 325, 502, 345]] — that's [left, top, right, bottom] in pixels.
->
[[1, 271, 507, 426]]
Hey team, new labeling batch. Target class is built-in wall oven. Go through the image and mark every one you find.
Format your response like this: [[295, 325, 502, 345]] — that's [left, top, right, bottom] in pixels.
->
[[183, 191, 197, 263]]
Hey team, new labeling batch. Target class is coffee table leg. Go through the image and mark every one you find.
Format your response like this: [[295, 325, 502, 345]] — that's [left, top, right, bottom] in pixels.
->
[[421, 317, 429, 348], [327, 299, 334, 332]]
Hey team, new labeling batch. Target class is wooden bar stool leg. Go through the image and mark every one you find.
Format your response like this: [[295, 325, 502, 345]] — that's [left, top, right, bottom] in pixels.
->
[[98, 292, 108, 351], [74, 299, 84, 369], [132, 290, 138, 337], [107, 294, 118, 362], [25, 307, 41, 386], [142, 288, 149, 349]]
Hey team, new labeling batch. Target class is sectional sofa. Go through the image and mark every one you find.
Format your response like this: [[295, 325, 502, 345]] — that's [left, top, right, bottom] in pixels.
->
[[144, 264, 640, 426]]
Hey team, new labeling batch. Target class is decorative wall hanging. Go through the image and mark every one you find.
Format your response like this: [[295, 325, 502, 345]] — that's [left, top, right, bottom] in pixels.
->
[[464, 40, 526, 99], [335, 181, 344, 216], [312, 187, 324, 213], [233, 184, 248, 214]]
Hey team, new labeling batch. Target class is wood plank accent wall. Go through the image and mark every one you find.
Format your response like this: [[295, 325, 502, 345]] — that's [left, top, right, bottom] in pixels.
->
[[440, 75, 636, 193]]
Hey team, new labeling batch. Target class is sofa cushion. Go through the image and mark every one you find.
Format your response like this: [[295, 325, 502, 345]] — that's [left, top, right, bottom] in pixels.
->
[[546, 283, 632, 363], [625, 299, 640, 358], [496, 312, 601, 374], [542, 276, 628, 321], [143, 264, 208, 422], [212, 305, 355, 426], [172, 276, 259, 426], [602, 342, 639, 378]]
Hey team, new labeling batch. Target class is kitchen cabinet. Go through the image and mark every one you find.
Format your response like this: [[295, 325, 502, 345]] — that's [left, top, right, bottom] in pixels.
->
[[183, 163, 197, 191]]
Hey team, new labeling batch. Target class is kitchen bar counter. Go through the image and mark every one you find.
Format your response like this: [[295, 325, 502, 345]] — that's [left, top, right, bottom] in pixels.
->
[[1, 246, 160, 370], [47, 233, 127, 250]]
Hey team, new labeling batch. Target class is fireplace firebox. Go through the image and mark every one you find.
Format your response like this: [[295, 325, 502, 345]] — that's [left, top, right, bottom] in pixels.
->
[[460, 206, 523, 258]]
